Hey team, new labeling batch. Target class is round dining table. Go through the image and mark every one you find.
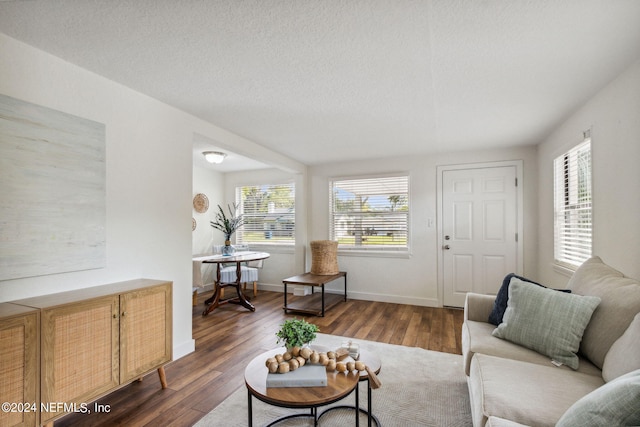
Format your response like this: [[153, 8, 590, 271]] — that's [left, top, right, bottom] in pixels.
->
[[195, 251, 270, 316]]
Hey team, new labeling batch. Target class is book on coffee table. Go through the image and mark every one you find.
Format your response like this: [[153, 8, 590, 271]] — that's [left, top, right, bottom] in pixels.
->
[[266, 364, 327, 388]]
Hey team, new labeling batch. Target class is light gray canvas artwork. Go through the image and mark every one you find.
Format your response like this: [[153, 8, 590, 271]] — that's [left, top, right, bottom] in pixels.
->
[[0, 94, 106, 281]]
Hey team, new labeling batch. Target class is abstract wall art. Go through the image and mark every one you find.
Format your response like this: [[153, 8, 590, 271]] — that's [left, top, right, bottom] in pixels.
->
[[0, 94, 106, 281]]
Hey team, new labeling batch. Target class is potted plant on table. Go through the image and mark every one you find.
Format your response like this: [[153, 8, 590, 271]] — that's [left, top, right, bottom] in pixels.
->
[[276, 318, 319, 350], [210, 203, 244, 256]]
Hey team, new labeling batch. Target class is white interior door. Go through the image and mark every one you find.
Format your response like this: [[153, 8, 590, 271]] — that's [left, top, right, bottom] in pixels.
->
[[441, 165, 519, 307]]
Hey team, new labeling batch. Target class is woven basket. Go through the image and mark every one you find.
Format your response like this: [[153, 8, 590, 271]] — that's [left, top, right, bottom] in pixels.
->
[[310, 240, 339, 275]]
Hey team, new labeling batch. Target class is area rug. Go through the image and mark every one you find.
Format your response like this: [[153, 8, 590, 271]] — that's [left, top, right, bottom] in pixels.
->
[[194, 334, 472, 426]]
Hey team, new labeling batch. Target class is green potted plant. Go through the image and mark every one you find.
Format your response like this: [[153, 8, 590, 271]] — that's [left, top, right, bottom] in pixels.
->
[[276, 318, 319, 349], [210, 203, 244, 255]]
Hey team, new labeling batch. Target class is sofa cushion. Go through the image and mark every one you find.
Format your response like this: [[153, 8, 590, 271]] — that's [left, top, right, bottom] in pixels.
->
[[462, 320, 601, 377], [488, 274, 542, 325], [485, 417, 529, 427], [567, 256, 640, 369], [602, 313, 640, 382], [556, 369, 640, 427], [469, 354, 604, 427], [492, 279, 600, 369]]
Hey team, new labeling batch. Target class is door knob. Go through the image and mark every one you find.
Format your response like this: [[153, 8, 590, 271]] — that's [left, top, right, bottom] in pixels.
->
[[443, 245, 450, 250]]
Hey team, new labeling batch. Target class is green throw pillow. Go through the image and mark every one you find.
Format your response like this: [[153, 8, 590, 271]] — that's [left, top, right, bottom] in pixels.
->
[[492, 279, 601, 369], [556, 369, 640, 426]]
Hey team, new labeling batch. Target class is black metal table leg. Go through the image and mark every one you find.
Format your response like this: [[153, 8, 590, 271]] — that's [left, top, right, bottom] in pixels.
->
[[368, 377, 373, 427], [247, 389, 252, 427], [283, 282, 288, 312], [316, 377, 381, 426], [344, 273, 348, 301], [355, 378, 360, 427]]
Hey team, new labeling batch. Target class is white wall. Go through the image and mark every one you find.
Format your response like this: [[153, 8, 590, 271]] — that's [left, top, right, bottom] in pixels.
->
[[537, 61, 640, 286], [308, 146, 538, 306], [192, 165, 224, 286], [222, 147, 537, 306], [0, 34, 303, 360]]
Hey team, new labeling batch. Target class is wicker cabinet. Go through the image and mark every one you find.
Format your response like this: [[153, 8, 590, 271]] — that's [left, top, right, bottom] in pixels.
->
[[12, 279, 172, 426], [0, 304, 39, 427]]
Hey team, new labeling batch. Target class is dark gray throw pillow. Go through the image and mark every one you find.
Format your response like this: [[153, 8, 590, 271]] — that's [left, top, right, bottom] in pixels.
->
[[488, 274, 541, 325], [488, 273, 571, 325]]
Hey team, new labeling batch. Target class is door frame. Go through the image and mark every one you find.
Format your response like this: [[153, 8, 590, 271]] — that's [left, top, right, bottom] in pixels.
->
[[436, 160, 524, 306]]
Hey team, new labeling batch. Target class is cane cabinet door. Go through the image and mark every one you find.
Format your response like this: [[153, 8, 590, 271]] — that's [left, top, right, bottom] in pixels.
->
[[0, 304, 38, 427], [40, 295, 119, 423], [119, 283, 172, 383]]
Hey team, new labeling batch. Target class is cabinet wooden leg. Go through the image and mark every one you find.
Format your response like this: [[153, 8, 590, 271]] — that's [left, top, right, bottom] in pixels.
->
[[158, 366, 168, 389]]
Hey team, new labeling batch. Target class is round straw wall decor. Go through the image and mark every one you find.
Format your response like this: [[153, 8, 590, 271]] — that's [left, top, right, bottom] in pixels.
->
[[310, 240, 339, 275]]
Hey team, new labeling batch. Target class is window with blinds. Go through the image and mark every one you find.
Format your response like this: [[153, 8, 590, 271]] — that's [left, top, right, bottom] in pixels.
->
[[554, 138, 592, 268], [330, 175, 409, 251], [235, 183, 295, 245]]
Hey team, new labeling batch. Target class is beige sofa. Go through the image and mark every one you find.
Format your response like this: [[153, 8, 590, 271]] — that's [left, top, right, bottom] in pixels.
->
[[462, 257, 640, 426]]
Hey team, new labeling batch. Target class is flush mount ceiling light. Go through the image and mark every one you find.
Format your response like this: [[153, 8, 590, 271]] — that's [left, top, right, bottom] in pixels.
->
[[203, 151, 226, 164]]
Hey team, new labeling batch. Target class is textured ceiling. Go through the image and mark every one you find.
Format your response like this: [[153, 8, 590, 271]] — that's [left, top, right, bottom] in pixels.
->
[[1, 0, 639, 167]]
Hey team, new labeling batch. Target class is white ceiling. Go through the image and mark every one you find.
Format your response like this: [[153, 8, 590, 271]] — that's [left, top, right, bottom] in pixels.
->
[[1, 0, 639, 170], [192, 133, 270, 172]]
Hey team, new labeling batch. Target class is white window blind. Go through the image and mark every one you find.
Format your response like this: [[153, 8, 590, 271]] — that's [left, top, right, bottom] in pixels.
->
[[330, 175, 409, 250], [236, 183, 295, 245], [554, 139, 592, 268]]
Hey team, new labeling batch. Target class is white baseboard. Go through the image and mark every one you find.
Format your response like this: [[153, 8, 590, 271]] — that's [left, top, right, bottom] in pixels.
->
[[194, 283, 215, 293], [345, 290, 440, 308], [260, 282, 292, 293], [256, 282, 441, 307], [173, 338, 195, 360], [293, 286, 312, 296], [196, 282, 441, 307]]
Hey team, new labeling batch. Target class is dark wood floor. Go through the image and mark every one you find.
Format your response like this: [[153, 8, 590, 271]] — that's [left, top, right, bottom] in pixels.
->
[[57, 289, 463, 427]]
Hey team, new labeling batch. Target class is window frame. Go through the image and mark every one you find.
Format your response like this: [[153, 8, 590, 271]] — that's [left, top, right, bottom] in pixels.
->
[[553, 137, 592, 270], [235, 182, 296, 247], [329, 173, 410, 255]]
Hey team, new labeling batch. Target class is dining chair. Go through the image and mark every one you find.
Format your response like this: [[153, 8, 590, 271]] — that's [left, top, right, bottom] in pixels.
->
[[219, 259, 264, 297]]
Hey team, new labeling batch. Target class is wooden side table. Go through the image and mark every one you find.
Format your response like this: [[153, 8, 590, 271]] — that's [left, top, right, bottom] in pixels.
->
[[282, 272, 347, 317]]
